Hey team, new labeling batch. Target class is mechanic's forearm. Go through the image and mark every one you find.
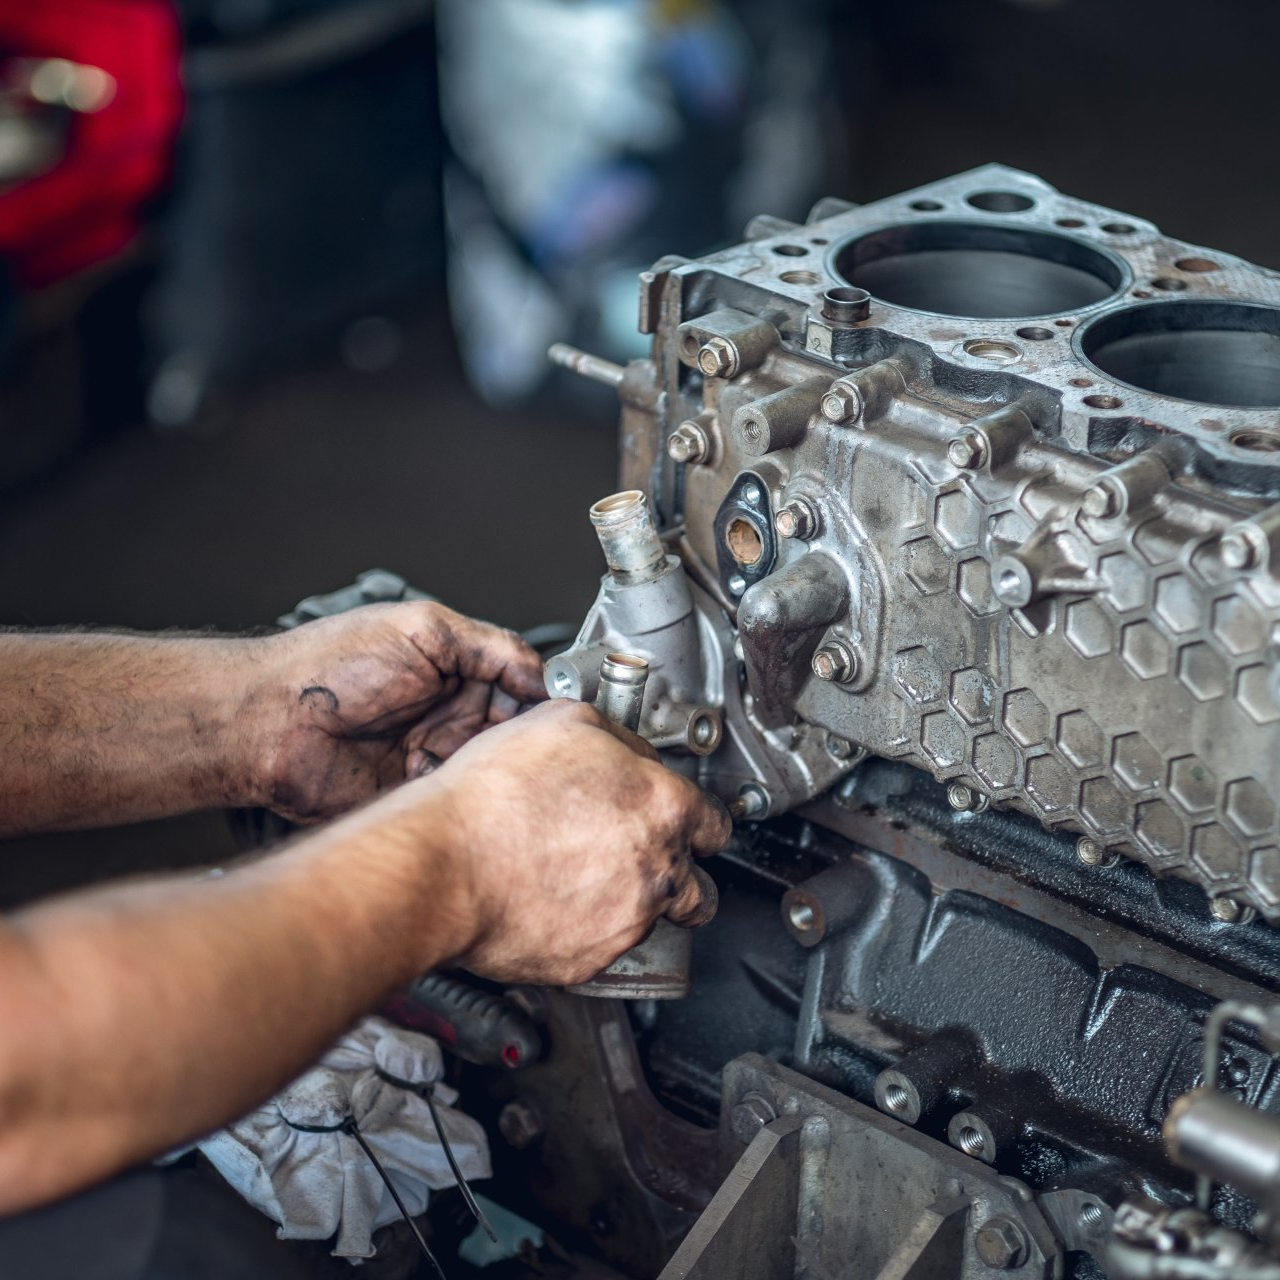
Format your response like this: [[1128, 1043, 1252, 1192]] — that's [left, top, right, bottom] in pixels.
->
[[0, 779, 469, 1214], [0, 632, 277, 835]]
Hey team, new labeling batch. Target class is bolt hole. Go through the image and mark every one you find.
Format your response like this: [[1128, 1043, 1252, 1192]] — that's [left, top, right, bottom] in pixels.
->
[[909, 198, 944, 212], [1079, 1203, 1104, 1228], [1102, 221, 1137, 234], [691, 714, 718, 748], [1131, 289, 1152, 299], [788, 901, 816, 931], [1016, 326, 1055, 341], [551, 670, 572, 694], [1230, 429, 1280, 452], [726, 517, 765, 566], [958, 1125, 987, 1157], [963, 338, 1021, 362], [679, 333, 699, 358], [780, 269, 821, 285], [1152, 276, 1188, 291], [1055, 318, 1074, 327], [883, 1084, 911, 1113], [810, 237, 828, 246], [1055, 217, 1086, 228], [966, 190, 1035, 213], [772, 243, 808, 257], [1084, 394, 1124, 410], [1175, 257, 1219, 272], [998, 569, 1022, 597], [1070, 377, 1092, 387]]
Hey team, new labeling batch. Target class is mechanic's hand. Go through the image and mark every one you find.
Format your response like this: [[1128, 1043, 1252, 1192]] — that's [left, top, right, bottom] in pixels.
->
[[255, 602, 546, 822], [425, 699, 731, 985]]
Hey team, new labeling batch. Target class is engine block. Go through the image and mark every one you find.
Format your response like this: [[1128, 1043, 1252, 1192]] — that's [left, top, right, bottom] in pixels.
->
[[559, 163, 1280, 923]]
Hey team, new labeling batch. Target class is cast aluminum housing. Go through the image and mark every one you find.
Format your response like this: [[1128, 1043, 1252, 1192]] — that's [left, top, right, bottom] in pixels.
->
[[559, 163, 1280, 922]]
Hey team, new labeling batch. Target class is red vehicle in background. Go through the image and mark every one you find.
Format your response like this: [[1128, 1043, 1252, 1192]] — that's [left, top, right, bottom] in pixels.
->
[[0, 0, 182, 290]]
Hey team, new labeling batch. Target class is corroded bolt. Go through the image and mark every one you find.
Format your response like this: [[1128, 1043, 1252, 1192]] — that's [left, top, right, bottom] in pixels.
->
[[947, 782, 988, 813], [697, 336, 738, 378], [820, 379, 863, 423], [975, 1216, 1030, 1270], [1221, 527, 1261, 571], [825, 733, 857, 761], [730, 1091, 777, 1144], [947, 430, 987, 470], [775, 498, 819, 540], [1082, 481, 1120, 518], [498, 1099, 544, 1149], [667, 421, 709, 464], [811, 641, 857, 684], [1076, 836, 1117, 868]]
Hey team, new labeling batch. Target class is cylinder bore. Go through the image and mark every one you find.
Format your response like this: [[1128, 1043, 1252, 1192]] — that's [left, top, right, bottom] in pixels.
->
[[832, 221, 1124, 319], [1079, 300, 1280, 408]]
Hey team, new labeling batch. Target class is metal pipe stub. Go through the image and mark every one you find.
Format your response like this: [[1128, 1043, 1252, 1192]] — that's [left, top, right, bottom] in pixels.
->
[[594, 652, 650, 734], [589, 490, 667, 583]]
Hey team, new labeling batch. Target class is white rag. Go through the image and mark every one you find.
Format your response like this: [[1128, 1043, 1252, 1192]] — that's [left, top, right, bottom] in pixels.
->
[[182, 1016, 490, 1261]]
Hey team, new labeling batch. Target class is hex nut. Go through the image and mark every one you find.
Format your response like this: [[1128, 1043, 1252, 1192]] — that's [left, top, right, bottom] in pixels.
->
[[947, 430, 987, 470], [1210, 895, 1251, 924], [667, 421, 709, 465], [812, 641, 857, 684], [776, 498, 819, 541], [947, 782, 988, 813], [730, 1092, 777, 1144], [1076, 836, 1117, 868], [498, 1099, 544, 1149], [1082, 481, 1120, 518], [1221, 527, 1261, 571], [975, 1216, 1030, 1270], [697, 336, 738, 378], [820, 380, 862, 423]]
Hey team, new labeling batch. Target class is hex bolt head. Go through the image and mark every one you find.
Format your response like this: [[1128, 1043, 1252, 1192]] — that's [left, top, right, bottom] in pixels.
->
[[947, 430, 988, 470], [498, 1099, 544, 1149], [947, 782, 988, 813], [820, 380, 863, 423], [1210, 895, 1248, 923], [667, 421, 709, 465], [811, 641, 857, 684], [776, 498, 819, 540], [1221, 527, 1261, 571], [697, 336, 738, 379], [825, 732, 856, 761], [730, 1091, 777, 1144], [975, 1216, 1030, 1270], [1082, 480, 1120, 518], [1076, 836, 1117, 868]]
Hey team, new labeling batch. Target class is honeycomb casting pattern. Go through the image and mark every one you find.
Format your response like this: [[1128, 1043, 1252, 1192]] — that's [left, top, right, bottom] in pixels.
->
[[878, 464, 1280, 915], [660, 164, 1280, 919]]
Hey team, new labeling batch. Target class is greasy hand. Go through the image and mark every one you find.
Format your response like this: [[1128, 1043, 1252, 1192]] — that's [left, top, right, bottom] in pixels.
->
[[425, 699, 732, 985], [256, 603, 545, 822]]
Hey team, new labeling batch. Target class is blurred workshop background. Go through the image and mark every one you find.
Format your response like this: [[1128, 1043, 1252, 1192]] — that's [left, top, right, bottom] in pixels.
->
[[1, 0, 1277, 894]]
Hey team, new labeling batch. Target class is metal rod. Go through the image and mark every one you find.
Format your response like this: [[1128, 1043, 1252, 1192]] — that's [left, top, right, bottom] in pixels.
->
[[548, 342, 625, 388]]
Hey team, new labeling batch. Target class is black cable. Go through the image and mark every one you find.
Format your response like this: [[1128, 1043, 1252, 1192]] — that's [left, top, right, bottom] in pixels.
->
[[421, 1085, 498, 1243], [342, 1117, 447, 1280]]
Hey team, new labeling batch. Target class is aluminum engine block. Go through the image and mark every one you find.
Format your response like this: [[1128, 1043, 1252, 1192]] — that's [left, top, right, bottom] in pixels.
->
[[554, 163, 1280, 922]]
